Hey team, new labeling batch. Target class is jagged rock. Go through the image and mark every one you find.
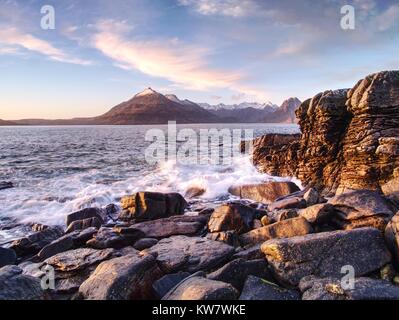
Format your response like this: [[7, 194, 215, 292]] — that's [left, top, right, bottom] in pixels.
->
[[152, 272, 191, 299], [261, 228, 391, 286], [249, 71, 399, 196], [79, 253, 163, 300], [382, 177, 399, 205], [0, 247, 17, 267], [116, 215, 207, 239], [232, 244, 263, 260], [37, 228, 97, 260], [303, 188, 320, 206], [120, 192, 187, 221], [239, 275, 300, 300], [298, 203, 335, 225], [66, 208, 104, 228], [86, 227, 144, 249], [268, 197, 306, 211], [300, 276, 399, 300], [162, 276, 239, 300], [0, 181, 13, 191], [268, 209, 298, 222], [240, 217, 313, 246], [206, 230, 240, 247], [66, 217, 102, 233], [207, 258, 272, 290], [146, 235, 234, 273], [208, 203, 256, 234], [133, 238, 158, 250], [0, 265, 46, 300], [10, 226, 64, 258], [329, 190, 394, 231], [228, 181, 300, 204], [385, 212, 399, 266]]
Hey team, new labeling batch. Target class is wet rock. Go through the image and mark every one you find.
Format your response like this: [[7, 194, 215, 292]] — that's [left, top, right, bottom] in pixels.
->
[[79, 253, 163, 300], [133, 238, 158, 250], [228, 181, 300, 204], [152, 272, 191, 299], [239, 275, 301, 300], [10, 226, 64, 258], [208, 203, 256, 234], [268, 197, 306, 211], [206, 231, 240, 247], [261, 228, 391, 286], [0, 181, 13, 191], [329, 190, 395, 231], [232, 244, 263, 260], [66, 217, 102, 233], [146, 235, 234, 273], [0, 247, 17, 267], [385, 212, 399, 267], [66, 208, 105, 229], [207, 258, 272, 291], [300, 276, 399, 300], [185, 187, 206, 199], [86, 227, 144, 249], [0, 265, 46, 300], [240, 217, 313, 246], [120, 192, 187, 221], [162, 276, 239, 300], [298, 203, 335, 225]]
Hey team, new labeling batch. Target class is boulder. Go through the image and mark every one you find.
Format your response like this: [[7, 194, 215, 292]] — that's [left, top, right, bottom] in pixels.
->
[[0, 265, 46, 300], [300, 276, 399, 300], [232, 244, 263, 260], [118, 215, 207, 239], [208, 203, 256, 234], [298, 203, 335, 225], [303, 188, 321, 206], [120, 192, 187, 221], [0, 247, 17, 267], [79, 253, 163, 300], [268, 209, 298, 222], [162, 276, 239, 300], [0, 181, 13, 190], [152, 272, 191, 299], [261, 228, 391, 286], [133, 238, 158, 250], [240, 217, 313, 246], [329, 190, 395, 230], [382, 177, 399, 205], [228, 181, 300, 204], [207, 258, 272, 290], [206, 231, 240, 247], [86, 227, 144, 249], [239, 275, 300, 300], [10, 226, 64, 257], [185, 187, 206, 199], [66, 217, 102, 233], [268, 197, 306, 211], [66, 208, 104, 228], [146, 235, 234, 273], [385, 212, 399, 266]]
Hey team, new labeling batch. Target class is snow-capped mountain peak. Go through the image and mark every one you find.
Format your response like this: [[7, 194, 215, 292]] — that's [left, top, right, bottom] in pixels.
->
[[135, 87, 159, 97]]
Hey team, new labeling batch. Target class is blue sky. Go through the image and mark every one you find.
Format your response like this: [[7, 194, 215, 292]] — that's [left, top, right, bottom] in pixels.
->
[[0, 0, 399, 119]]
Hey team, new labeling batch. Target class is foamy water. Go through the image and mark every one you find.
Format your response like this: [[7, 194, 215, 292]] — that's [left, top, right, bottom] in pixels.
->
[[0, 124, 300, 236]]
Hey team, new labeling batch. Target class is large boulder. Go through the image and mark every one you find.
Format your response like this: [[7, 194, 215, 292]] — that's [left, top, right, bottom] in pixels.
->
[[0, 247, 17, 267], [208, 203, 256, 234], [239, 275, 300, 300], [79, 253, 163, 300], [66, 217, 102, 233], [228, 181, 300, 204], [261, 228, 391, 286], [66, 208, 104, 229], [300, 276, 399, 300], [0, 265, 46, 300], [120, 192, 187, 221], [86, 227, 144, 249], [298, 203, 335, 225], [207, 258, 272, 290], [152, 272, 191, 299], [328, 190, 395, 231], [146, 235, 234, 273], [162, 276, 239, 300], [240, 217, 313, 246]]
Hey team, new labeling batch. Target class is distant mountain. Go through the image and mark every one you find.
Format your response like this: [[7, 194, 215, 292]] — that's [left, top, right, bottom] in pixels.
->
[[262, 97, 301, 123], [0, 119, 16, 126], [199, 101, 278, 111]]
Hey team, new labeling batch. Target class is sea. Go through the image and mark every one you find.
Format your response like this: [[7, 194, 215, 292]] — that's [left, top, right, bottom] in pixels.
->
[[0, 124, 300, 243]]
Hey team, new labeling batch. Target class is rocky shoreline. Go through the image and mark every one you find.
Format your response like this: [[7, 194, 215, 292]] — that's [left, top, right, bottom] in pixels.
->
[[1, 70, 399, 300]]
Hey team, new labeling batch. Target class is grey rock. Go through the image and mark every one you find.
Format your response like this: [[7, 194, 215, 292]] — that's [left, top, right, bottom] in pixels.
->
[[86, 227, 144, 249], [133, 238, 158, 250], [232, 244, 263, 260], [0, 247, 17, 267], [66, 207, 104, 228], [66, 216, 102, 233], [298, 203, 335, 225], [152, 272, 191, 299], [268, 197, 306, 211]]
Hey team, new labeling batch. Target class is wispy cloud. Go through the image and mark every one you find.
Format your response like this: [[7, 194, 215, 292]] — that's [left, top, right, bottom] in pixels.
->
[[0, 27, 92, 66], [177, 0, 258, 17]]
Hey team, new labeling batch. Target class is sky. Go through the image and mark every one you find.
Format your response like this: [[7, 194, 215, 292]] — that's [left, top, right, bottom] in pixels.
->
[[0, 0, 399, 119]]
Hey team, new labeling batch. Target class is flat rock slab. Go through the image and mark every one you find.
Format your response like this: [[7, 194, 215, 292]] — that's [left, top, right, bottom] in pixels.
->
[[0, 265, 45, 300], [240, 217, 313, 246], [228, 181, 300, 204], [162, 276, 239, 300], [146, 235, 234, 273], [79, 253, 163, 300], [239, 275, 301, 300], [300, 276, 399, 300], [261, 227, 391, 286]]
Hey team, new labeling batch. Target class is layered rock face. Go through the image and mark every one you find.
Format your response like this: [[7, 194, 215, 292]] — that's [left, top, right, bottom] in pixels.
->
[[250, 71, 399, 196]]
